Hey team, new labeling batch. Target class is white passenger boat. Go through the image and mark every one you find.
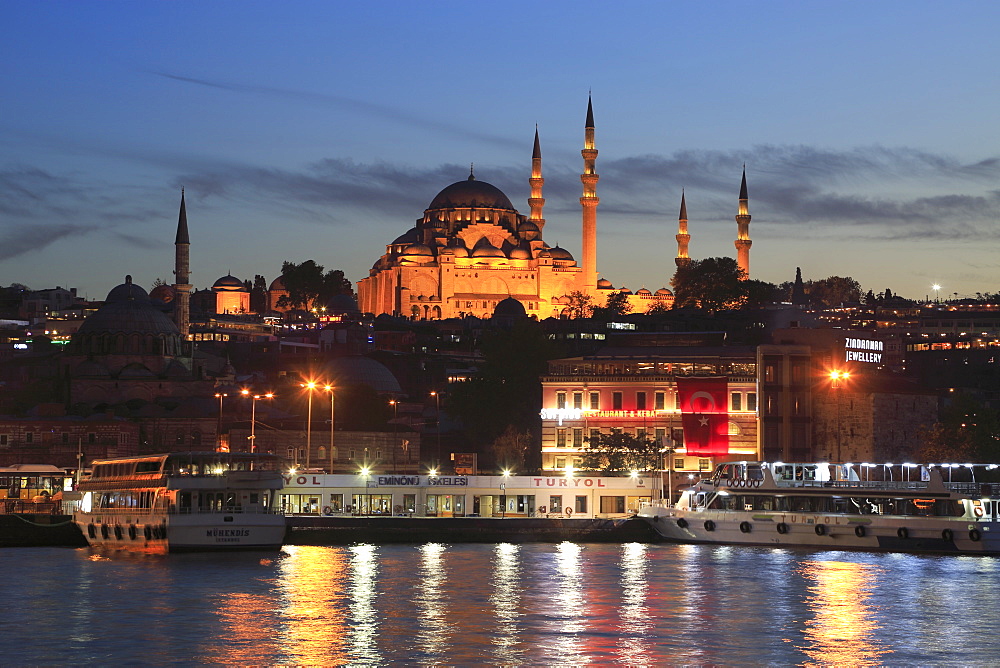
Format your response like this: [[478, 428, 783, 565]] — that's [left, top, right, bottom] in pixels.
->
[[74, 452, 286, 552], [638, 461, 1000, 554]]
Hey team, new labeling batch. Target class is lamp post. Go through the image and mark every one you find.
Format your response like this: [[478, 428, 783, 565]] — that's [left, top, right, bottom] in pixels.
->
[[932, 284, 941, 304], [242, 389, 274, 452], [301, 381, 317, 470], [214, 392, 227, 452], [430, 391, 442, 469], [389, 399, 398, 471], [324, 384, 335, 473], [830, 370, 850, 462]]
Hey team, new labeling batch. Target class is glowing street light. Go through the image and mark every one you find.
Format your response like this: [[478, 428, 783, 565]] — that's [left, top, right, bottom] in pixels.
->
[[932, 284, 941, 303], [242, 389, 274, 452], [829, 370, 850, 463], [301, 380, 318, 469], [324, 384, 336, 473], [214, 392, 228, 451]]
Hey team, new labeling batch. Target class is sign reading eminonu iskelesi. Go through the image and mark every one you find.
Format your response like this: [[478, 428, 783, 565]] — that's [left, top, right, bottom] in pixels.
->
[[844, 337, 883, 364]]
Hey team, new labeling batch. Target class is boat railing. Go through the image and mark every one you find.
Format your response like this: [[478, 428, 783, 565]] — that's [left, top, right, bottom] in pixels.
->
[[87, 504, 281, 515], [0, 500, 63, 515], [772, 479, 930, 491]]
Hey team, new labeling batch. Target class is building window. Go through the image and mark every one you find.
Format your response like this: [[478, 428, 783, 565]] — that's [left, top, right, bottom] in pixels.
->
[[654, 391, 665, 410], [699, 458, 711, 471], [555, 457, 566, 470], [556, 392, 567, 409], [636, 392, 647, 410], [731, 392, 742, 411], [25, 432, 33, 444], [573, 392, 583, 409], [612, 392, 623, 410], [590, 392, 600, 410], [0, 435, 8, 446], [572, 428, 583, 448], [549, 495, 563, 512], [575, 495, 588, 513], [747, 393, 757, 412], [600, 496, 626, 514], [636, 427, 647, 440], [590, 428, 601, 442], [765, 364, 776, 383], [62, 432, 70, 444], [88, 433, 96, 444], [674, 458, 685, 470], [556, 429, 567, 448], [119, 433, 128, 445], [654, 427, 666, 445]]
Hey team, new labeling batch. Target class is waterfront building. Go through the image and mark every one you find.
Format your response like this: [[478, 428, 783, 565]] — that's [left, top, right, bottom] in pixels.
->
[[280, 471, 654, 518], [539, 332, 759, 475]]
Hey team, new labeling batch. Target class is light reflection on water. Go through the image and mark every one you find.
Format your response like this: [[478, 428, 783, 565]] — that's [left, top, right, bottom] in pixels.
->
[[4, 544, 1000, 664]]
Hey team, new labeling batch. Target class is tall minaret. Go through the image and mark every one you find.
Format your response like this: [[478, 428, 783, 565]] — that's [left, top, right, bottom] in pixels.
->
[[528, 125, 545, 233], [173, 189, 191, 337], [675, 190, 691, 269], [734, 166, 752, 279], [580, 95, 599, 291]]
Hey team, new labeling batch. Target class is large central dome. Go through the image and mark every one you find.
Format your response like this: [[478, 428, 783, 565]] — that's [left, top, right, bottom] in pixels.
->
[[427, 174, 515, 211]]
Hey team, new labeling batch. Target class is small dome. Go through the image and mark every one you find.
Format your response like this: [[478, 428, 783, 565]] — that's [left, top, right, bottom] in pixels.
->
[[105, 275, 149, 303], [493, 297, 527, 319], [548, 246, 575, 261], [619, 286, 633, 295], [517, 220, 540, 241], [597, 278, 614, 289], [448, 239, 470, 257], [213, 274, 245, 291], [268, 276, 286, 292], [325, 356, 402, 394], [428, 174, 516, 211], [149, 284, 175, 304], [655, 287, 674, 296], [636, 288, 653, 296], [471, 237, 506, 258]]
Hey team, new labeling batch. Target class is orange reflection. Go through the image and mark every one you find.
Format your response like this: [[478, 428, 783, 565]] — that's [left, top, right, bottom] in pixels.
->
[[800, 560, 891, 666], [277, 545, 352, 664], [416, 543, 450, 654], [490, 543, 522, 658], [617, 542, 652, 663]]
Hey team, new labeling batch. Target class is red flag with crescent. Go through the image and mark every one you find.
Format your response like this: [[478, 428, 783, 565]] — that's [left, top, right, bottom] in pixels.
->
[[677, 377, 730, 456]]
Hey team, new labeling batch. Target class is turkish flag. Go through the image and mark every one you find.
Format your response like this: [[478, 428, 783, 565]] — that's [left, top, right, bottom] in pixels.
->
[[677, 377, 730, 456]]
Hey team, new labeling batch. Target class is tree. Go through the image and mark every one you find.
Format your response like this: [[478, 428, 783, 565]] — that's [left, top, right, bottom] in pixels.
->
[[646, 300, 671, 315], [490, 425, 531, 472], [563, 291, 594, 319], [275, 260, 353, 311], [592, 290, 632, 320], [806, 276, 862, 307], [671, 257, 746, 311], [581, 431, 661, 473], [151, 277, 168, 289], [250, 275, 268, 313], [917, 394, 1000, 462]]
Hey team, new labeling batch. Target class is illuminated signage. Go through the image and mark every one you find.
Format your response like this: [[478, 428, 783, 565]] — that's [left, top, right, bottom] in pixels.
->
[[540, 408, 663, 421], [844, 337, 883, 364]]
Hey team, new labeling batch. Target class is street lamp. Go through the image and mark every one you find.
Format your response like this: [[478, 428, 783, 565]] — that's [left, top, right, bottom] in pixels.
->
[[301, 381, 318, 470], [501, 469, 511, 518], [829, 370, 850, 463], [324, 384, 335, 473], [242, 389, 274, 452], [214, 392, 227, 452], [430, 391, 442, 468], [932, 284, 941, 303]]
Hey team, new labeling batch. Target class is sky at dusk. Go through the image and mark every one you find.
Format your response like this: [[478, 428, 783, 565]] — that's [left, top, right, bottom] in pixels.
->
[[3, 1, 1000, 302]]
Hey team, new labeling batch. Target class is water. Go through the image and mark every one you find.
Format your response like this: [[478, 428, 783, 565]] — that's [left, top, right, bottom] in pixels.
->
[[2, 542, 998, 665]]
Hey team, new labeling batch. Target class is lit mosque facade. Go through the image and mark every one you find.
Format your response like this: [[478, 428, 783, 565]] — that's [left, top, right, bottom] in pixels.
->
[[358, 97, 754, 320]]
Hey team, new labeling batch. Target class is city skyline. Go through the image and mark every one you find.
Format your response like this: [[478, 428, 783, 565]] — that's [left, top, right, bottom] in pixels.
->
[[4, 2, 1000, 302]]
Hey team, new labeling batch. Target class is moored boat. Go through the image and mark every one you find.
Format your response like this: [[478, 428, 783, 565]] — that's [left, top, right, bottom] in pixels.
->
[[638, 461, 1000, 554], [74, 452, 286, 552]]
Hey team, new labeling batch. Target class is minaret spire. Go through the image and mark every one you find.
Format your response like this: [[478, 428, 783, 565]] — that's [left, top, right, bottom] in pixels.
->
[[528, 125, 546, 232], [173, 189, 192, 337], [675, 190, 691, 269], [580, 94, 600, 292], [734, 166, 752, 279]]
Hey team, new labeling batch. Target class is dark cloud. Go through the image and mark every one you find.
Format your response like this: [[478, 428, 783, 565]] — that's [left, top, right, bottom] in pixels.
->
[[0, 222, 93, 261]]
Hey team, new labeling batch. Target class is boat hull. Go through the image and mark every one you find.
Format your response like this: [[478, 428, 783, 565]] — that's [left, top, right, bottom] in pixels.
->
[[638, 506, 1000, 554], [75, 512, 287, 552]]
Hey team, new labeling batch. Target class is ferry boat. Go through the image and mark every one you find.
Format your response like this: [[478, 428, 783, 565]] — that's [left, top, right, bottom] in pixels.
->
[[74, 452, 287, 552], [638, 461, 1000, 554]]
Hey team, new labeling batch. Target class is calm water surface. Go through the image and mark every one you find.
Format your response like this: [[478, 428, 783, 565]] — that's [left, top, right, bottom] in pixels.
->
[[2, 542, 998, 665]]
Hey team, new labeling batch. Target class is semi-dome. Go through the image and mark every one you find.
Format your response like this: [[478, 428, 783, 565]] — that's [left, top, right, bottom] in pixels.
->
[[428, 174, 515, 211], [655, 287, 674, 296], [212, 274, 245, 291], [392, 228, 420, 246], [471, 237, 506, 258], [517, 220, 540, 241], [402, 243, 433, 256], [509, 245, 532, 260], [448, 239, 470, 257]]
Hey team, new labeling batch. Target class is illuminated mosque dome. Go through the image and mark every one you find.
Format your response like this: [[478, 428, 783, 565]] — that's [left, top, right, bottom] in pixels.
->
[[428, 174, 515, 211]]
